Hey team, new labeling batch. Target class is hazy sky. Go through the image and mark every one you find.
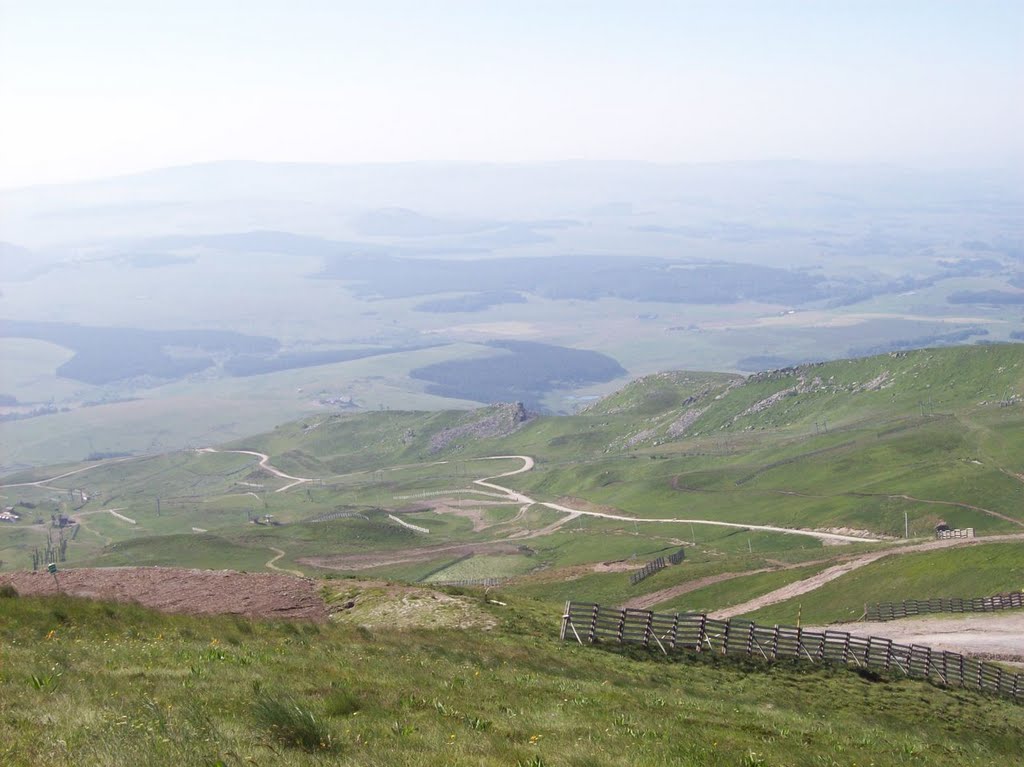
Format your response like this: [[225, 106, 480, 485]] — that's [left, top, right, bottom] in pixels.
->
[[1, 0, 1022, 187]]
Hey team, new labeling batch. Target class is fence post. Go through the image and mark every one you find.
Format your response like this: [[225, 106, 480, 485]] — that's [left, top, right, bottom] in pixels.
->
[[588, 604, 600, 643], [562, 603, 1021, 701], [667, 612, 679, 651], [814, 631, 826, 661]]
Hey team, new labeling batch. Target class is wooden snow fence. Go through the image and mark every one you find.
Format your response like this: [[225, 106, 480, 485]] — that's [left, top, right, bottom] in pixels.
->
[[432, 578, 505, 588], [667, 547, 686, 565], [559, 601, 1023, 702], [863, 591, 1024, 622], [629, 557, 666, 586]]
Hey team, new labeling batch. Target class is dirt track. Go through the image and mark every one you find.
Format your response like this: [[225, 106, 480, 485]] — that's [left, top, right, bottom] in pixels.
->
[[811, 612, 1024, 666], [711, 532, 1024, 619], [623, 569, 774, 610], [0, 567, 328, 622], [301, 542, 524, 571], [472, 455, 879, 543]]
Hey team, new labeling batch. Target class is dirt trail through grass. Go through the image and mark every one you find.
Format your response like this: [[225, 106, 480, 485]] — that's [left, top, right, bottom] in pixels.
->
[[196, 448, 315, 492], [849, 491, 1024, 528], [0, 457, 134, 489], [471, 455, 878, 544], [623, 569, 775, 610], [711, 532, 1024, 619], [265, 546, 305, 578]]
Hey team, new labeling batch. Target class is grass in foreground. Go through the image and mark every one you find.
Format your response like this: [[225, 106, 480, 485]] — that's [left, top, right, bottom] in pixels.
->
[[1, 592, 1023, 766]]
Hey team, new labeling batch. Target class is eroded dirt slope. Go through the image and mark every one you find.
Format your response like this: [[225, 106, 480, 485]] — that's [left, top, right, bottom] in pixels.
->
[[0, 567, 328, 622]]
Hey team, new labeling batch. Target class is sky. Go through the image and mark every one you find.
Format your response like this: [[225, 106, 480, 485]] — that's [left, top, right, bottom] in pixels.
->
[[1, 0, 1022, 187]]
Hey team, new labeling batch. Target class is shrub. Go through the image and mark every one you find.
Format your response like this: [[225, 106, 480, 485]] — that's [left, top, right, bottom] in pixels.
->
[[252, 694, 336, 752], [0, 584, 18, 598]]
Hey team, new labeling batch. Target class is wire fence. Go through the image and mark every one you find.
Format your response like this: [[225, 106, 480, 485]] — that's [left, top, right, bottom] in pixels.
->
[[432, 578, 506, 588]]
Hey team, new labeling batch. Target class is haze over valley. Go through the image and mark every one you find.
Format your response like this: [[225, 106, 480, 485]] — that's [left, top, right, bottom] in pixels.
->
[[2, 160, 1022, 469], [3, 4, 1024, 764]]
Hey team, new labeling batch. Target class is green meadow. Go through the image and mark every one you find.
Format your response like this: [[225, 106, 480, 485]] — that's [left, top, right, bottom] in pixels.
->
[[2, 591, 1023, 767]]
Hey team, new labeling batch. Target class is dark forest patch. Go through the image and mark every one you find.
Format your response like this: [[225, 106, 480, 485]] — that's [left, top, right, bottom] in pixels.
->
[[410, 340, 626, 408], [413, 291, 527, 313], [0, 319, 278, 385]]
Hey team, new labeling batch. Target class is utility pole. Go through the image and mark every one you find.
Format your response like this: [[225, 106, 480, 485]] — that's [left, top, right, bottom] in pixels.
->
[[904, 510, 909, 538]]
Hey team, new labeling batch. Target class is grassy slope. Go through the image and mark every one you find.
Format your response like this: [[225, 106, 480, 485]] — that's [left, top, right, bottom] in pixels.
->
[[743, 542, 1024, 625], [2, 592, 1023, 767], [3, 344, 1024, 617]]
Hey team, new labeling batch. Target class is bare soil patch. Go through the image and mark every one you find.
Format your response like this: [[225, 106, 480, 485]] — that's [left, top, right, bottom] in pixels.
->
[[301, 542, 524, 571], [398, 497, 509, 532], [815, 613, 1024, 666], [0, 567, 328, 622], [592, 560, 644, 574]]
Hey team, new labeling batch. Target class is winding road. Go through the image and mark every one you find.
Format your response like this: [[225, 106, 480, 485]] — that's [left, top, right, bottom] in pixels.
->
[[0, 457, 133, 491], [196, 448, 316, 492], [710, 531, 1024, 619], [470, 455, 879, 544]]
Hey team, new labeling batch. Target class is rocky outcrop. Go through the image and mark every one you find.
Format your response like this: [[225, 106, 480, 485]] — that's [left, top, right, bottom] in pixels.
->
[[428, 402, 532, 453], [667, 407, 707, 437]]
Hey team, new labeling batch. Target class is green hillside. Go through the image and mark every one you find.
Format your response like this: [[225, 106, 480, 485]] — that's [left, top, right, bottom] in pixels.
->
[[744, 542, 1024, 625], [2, 591, 1023, 767], [2, 344, 1024, 617]]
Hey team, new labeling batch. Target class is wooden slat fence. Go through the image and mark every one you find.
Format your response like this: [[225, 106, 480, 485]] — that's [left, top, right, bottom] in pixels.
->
[[308, 510, 368, 523], [667, 547, 686, 565], [936, 528, 974, 540], [864, 591, 1023, 622], [559, 601, 1023, 702], [630, 557, 666, 586], [432, 578, 505, 588]]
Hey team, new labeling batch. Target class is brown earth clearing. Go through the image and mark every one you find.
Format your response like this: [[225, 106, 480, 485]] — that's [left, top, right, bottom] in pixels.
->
[[811, 612, 1024, 667], [0, 567, 328, 622]]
